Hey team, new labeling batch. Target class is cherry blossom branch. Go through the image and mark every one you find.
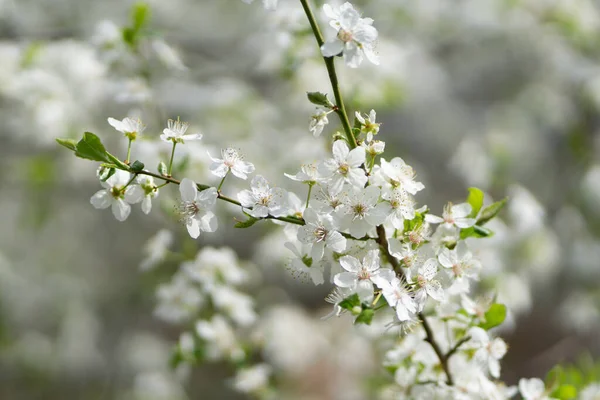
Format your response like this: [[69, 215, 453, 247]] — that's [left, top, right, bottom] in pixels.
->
[[375, 225, 456, 386], [299, 0, 357, 149]]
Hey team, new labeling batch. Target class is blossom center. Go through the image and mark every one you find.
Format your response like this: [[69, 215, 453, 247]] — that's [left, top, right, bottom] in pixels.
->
[[358, 267, 371, 280], [338, 29, 353, 43], [352, 203, 367, 218], [314, 226, 328, 242], [338, 163, 350, 175]]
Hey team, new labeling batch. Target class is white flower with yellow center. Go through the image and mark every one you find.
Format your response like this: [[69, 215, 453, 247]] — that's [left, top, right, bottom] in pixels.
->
[[237, 175, 288, 218]]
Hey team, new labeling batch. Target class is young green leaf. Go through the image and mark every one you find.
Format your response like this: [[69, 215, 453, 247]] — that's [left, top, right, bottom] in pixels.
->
[[130, 160, 145, 172], [234, 216, 259, 229], [479, 303, 507, 330], [355, 308, 374, 325], [158, 161, 167, 176], [460, 225, 494, 240], [307, 91, 333, 108], [477, 198, 508, 225], [551, 384, 577, 400], [338, 293, 361, 311], [75, 132, 110, 162], [466, 187, 485, 217], [55, 138, 77, 152], [132, 2, 151, 31]]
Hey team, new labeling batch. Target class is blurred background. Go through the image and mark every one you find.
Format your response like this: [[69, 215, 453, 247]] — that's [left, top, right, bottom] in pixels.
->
[[1, 0, 600, 398]]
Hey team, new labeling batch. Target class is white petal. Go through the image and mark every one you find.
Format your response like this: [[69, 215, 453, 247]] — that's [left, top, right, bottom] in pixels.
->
[[200, 211, 218, 232], [325, 231, 346, 253], [124, 185, 144, 204], [339, 255, 361, 273], [333, 272, 358, 288], [363, 250, 380, 272], [237, 190, 256, 208], [90, 190, 111, 209], [311, 241, 325, 261], [197, 187, 218, 207], [111, 199, 131, 221], [438, 248, 455, 269], [321, 39, 344, 57], [332, 140, 350, 162], [346, 146, 366, 167], [186, 218, 201, 239], [180, 178, 198, 202], [251, 175, 270, 192], [452, 203, 472, 218], [209, 161, 229, 178], [141, 196, 152, 214]]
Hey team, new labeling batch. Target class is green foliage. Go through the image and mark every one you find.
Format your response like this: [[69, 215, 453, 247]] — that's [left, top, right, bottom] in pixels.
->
[[546, 355, 600, 397], [460, 225, 494, 240], [478, 303, 506, 330], [130, 160, 145, 172], [74, 132, 110, 162], [55, 138, 77, 152], [234, 216, 259, 228], [466, 187, 485, 218], [307, 91, 333, 108], [157, 161, 167, 176], [338, 293, 361, 311], [98, 166, 116, 182], [355, 308, 374, 325], [122, 2, 151, 49], [477, 198, 508, 226]]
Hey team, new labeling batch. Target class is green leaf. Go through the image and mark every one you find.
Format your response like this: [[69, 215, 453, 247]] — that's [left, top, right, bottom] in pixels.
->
[[122, 27, 136, 47], [551, 384, 577, 400], [105, 153, 130, 170], [466, 187, 485, 218], [56, 138, 77, 152], [460, 225, 494, 240], [234, 216, 259, 229], [130, 160, 145, 172], [355, 308, 374, 325], [75, 132, 110, 162], [307, 91, 333, 108], [479, 303, 507, 330], [132, 2, 151, 31], [338, 293, 361, 311], [98, 166, 116, 182], [158, 161, 167, 176], [477, 198, 508, 226]]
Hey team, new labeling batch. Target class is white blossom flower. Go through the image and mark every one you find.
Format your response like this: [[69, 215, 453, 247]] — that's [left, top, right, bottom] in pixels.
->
[[154, 273, 203, 323], [208, 148, 255, 179], [90, 169, 136, 221], [284, 163, 321, 185], [382, 187, 416, 229], [233, 364, 271, 394], [380, 277, 416, 322], [333, 250, 395, 301], [355, 109, 380, 142], [177, 178, 218, 239], [183, 247, 248, 290], [309, 107, 331, 137], [580, 383, 600, 400], [196, 316, 244, 362], [124, 175, 159, 214], [388, 238, 420, 269], [468, 327, 508, 379], [426, 202, 477, 229], [319, 140, 367, 194], [238, 175, 288, 218], [519, 378, 550, 400], [160, 118, 202, 143], [107, 116, 145, 140], [140, 229, 173, 271], [298, 208, 347, 261], [410, 258, 445, 309], [284, 241, 325, 285], [379, 157, 425, 195], [438, 242, 482, 284], [241, 0, 277, 11], [210, 285, 257, 327], [337, 185, 390, 238], [321, 2, 379, 68], [361, 139, 385, 157]]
